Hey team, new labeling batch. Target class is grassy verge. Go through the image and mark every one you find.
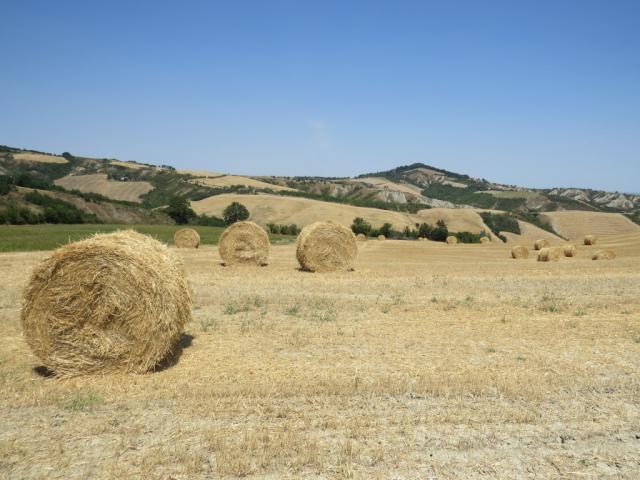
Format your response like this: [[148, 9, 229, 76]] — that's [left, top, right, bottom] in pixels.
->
[[0, 224, 293, 252]]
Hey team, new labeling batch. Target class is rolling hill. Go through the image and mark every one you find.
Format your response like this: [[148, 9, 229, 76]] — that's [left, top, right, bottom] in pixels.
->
[[1, 144, 638, 240]]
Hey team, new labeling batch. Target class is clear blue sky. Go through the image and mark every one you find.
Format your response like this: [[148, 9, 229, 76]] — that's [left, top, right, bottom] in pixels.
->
[[1, 1, 639, 192]]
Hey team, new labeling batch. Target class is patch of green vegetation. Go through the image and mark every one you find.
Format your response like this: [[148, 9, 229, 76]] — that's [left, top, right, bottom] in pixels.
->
[[0, 224, 223, 252], [512, 211, 564, 238], [422, 183, 525, 210], [23, 190, 102, 224], [62, 392, 104, 412], [544, 194, 598, 212], [479, 212, 520, 242]]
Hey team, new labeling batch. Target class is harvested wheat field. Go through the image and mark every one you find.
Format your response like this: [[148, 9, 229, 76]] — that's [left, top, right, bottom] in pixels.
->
[[190, 175, 296, 192], [1, 233, 640, 479], [12, 152, 68, 164], [54, 174, 154, 203], [540, 211, 640, 240]]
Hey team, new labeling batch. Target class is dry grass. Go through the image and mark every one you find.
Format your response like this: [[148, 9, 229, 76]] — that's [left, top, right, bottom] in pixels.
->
[[1, 233, 639, 478], [541, 211, 640, 240], [190, 175, 296, 192], [192, 195, 552, 245], [54, 174, 154, 203], [12, 152, 68, 164]]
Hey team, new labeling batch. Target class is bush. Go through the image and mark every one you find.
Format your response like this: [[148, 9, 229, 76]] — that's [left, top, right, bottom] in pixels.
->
[[194, 214, 225, 227], [24, 191, 101, 224], [223, 201, 250, 225], [378, 222, 392, 238], [0, 175, 13, 195], [455, 231, 482, 243], [165, 196, 197, 225], [266, 223, 299, 235], [479, 212, 519, 241], [351, 217, 372, 236]]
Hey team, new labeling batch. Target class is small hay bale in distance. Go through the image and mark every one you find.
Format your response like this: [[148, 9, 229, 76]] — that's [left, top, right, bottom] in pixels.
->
[[592, 250, 616, 260], [218, 221, 270, 266], [356, 233, 367, 242], [534, 239, 550, 250], [173, 228, 200, 248], [21, 230, 191, 376], [377, 234, 386, 241], [563, 244, 578, 257], [537, 247, 561, 262], [511, 245, 529, 259], [446, 235, 458, 245], [296, 221, 357, 272], [480, 237, 491, 244], [584, 234, 597, 246]]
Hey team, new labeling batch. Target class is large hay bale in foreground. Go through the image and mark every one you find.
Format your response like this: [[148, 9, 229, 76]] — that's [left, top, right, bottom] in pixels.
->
[[563, 244, 578, 257], [174, 228, 200, 248], [534, 239, 549, 250], [537, 247, 561, 262], [480, 236, 491, 244], [296, 221, 357, 272], [584, 234, 597, 246], [356, 233, 367, 242], [218, 221, 270, 266], [446, 235, 458, 245], [511, 245, 529, 259], [592, 250, 616, 260], [21, 231, 191, 376], [377, 235, 386, 241]]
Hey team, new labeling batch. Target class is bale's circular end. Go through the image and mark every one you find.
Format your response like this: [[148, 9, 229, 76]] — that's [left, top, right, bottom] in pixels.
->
[[218, 221, 270, 266], [563, 244, 578, 257], [296, 221, 357, 272], [377, 235, 386, 241], [537, 247, 561, 262], [446, 236, 458, 245], [480, 236, 491, 244], [174, 228, 200, 248], [584, 234, 597, 246], [356, 233, 367, 242], [21, 230, 191, 376], [592, 250, 615, 260], [511, 245, 529, 259], [534, 239, 550, 251]]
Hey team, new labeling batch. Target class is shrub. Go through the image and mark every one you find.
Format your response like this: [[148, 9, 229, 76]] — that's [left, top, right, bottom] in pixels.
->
[[0, 175, 14, 195], [165, 196, 196, 225], [24, 191, 100, 224], [351, 217, 372, 236], [223, 201, 250, 225]]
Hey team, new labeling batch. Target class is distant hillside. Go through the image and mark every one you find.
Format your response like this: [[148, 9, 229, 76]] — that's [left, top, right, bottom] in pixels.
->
[[1, 145, 638, 236]]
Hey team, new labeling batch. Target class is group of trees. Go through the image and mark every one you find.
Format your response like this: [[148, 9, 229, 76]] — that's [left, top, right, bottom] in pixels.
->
[[266, 223, 300, 235], [351, 216, 482, 243]]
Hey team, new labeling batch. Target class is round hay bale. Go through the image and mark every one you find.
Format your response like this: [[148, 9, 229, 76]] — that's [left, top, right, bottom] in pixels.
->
[[173, 228, 200, 248], [480, 236, 491, 244], [537, 247, 561, 262], [218, 221, 270, 266], [21, 230, 191, 376], [592, 250, 616, 260], [356, 233, 367, 242], [584, 234, 597, 246], [377, 235, 386, 241], [511, 245, 529, 259], [446, 235, 458, 245], [534, 239, 549, 250], [296, 221, 357, 272], [563, 244, 578, 257]]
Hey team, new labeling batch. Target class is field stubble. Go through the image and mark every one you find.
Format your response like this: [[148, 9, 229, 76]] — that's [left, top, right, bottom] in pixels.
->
[[1, 235, 639, 479]]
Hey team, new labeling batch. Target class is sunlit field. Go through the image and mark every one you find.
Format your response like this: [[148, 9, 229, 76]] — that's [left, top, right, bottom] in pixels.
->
[[1, 234, 639, 478]]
